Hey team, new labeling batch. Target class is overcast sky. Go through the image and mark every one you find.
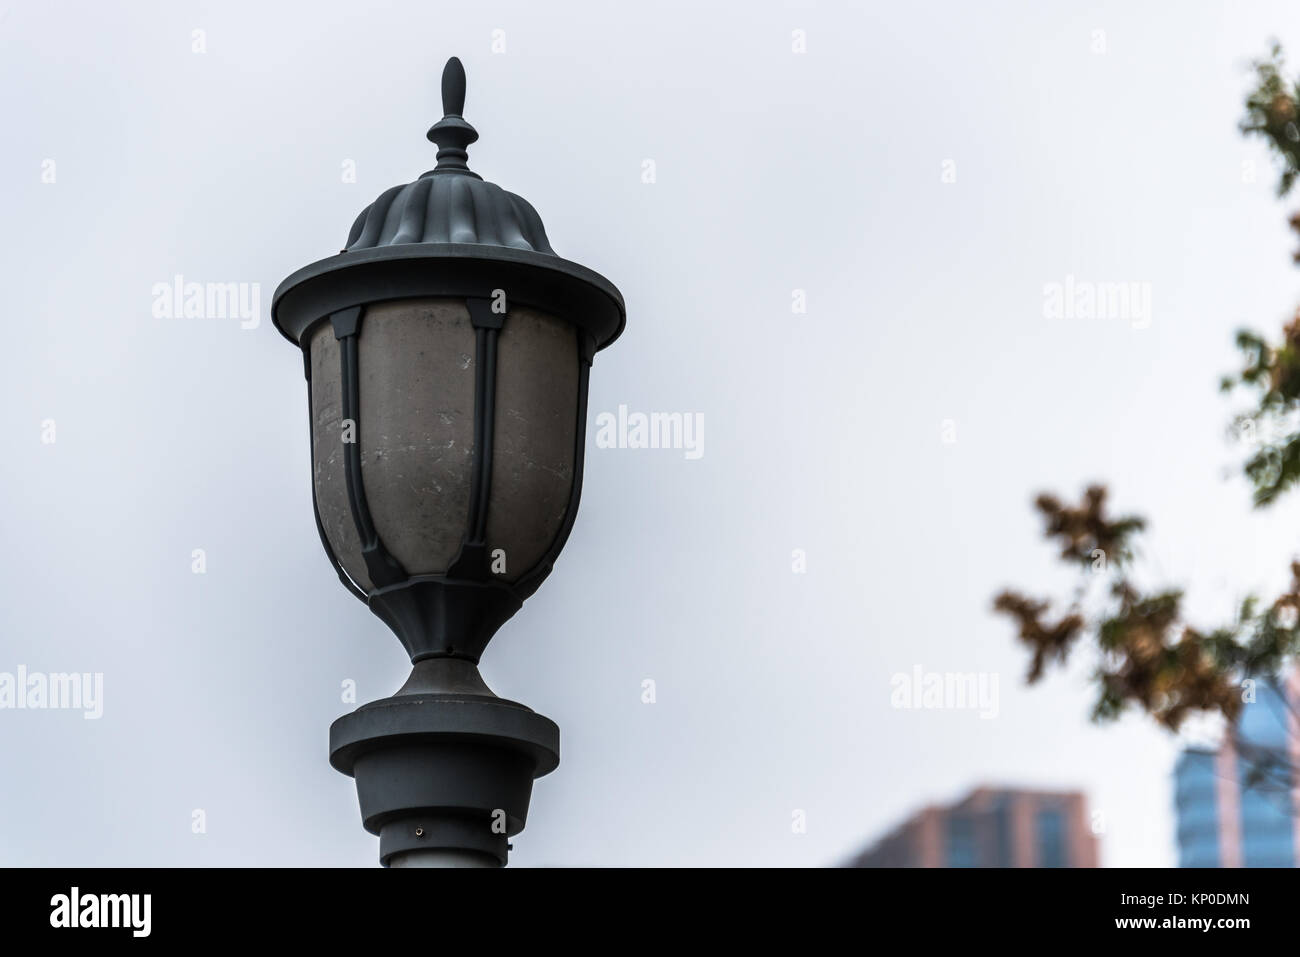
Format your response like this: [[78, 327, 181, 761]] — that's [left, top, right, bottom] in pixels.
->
[[3, 0, 1300, 866]]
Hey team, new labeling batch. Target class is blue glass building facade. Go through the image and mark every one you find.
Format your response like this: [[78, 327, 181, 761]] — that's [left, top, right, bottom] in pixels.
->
[[1173, 681, 1297, 867], [1174, 749, 1221, 867]]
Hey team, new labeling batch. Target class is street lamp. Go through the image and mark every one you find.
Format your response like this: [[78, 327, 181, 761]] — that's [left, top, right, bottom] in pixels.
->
[[272, 56, 625, 867]]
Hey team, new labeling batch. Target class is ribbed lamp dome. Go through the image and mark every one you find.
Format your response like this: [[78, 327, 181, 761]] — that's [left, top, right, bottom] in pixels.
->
[[344, 175, 556, 253], [343, 58, 558, 256], [272, 57, 623, 352]]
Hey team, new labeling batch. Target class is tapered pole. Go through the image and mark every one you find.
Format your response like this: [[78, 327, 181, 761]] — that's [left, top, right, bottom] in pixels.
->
[[389, 849, 499, 868]]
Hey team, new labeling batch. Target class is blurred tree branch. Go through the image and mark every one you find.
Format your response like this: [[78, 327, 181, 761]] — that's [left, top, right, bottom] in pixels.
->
[[994, 45, 1300, 800], [1225, 44, 1300, 506]]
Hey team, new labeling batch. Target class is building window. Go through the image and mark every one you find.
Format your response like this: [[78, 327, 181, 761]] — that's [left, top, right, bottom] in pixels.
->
[[992, 796, 1012, 868], [946, 814, 977, 868], [1037, 807, 1066, 868], [1239, 781, 1295, 868]]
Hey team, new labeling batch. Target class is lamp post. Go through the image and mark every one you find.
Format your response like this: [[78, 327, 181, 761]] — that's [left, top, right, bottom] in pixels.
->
[[272, 57, 625, 867]]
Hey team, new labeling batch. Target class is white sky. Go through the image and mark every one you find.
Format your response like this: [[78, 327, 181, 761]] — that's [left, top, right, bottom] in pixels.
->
[[2, 0, 1300, 866]]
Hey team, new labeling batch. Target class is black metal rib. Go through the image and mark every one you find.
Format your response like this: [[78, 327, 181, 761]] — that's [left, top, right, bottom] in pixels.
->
[[332, 307, 407, 589], [448, 298, 503, 579], [471, 326, 498, 543], [465, 325, 489, 541]]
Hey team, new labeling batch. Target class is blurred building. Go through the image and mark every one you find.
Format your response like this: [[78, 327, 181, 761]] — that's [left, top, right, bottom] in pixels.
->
[[848, 786, 1099, 867], [1174, 677, 1300, 868]]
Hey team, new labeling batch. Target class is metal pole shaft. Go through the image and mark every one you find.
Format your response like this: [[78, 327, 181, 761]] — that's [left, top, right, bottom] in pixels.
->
[[388, 848, 500, 868]]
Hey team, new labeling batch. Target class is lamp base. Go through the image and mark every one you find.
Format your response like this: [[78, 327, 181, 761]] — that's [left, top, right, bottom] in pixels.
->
[[329, 658, 559, 867], [367, 575, 523, 664]]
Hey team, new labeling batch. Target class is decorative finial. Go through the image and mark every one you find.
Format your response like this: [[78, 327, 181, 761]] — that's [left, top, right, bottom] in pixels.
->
[[441, 56, 467, 115], [426, 57, 480, 175]]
